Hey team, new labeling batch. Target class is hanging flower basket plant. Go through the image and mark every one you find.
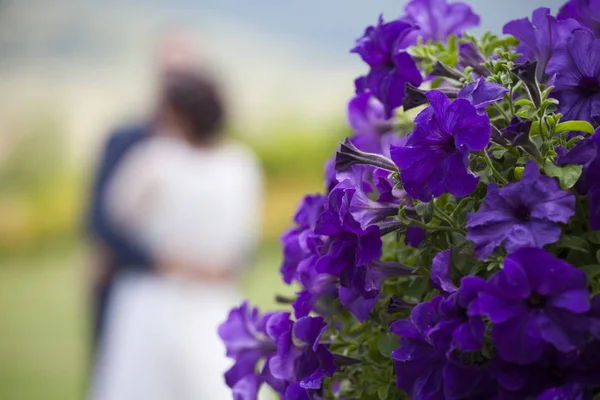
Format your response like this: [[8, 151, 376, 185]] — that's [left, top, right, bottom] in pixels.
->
[[220, 0, 600, 398]]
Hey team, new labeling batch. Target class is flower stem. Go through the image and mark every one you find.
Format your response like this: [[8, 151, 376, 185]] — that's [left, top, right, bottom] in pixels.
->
[[507, 87, 516, 116], [433, 202, 459, 229], [481, 150, 508, 185], [408, 219, 465, 234], [493, 102, 511, 123]]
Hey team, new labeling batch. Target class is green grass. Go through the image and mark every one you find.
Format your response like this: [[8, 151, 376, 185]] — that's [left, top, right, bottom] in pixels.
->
[[0, 242, 291, 400]]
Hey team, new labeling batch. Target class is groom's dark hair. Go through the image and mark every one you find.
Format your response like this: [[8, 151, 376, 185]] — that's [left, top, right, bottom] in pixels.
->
[[162, 71, 226, 142]]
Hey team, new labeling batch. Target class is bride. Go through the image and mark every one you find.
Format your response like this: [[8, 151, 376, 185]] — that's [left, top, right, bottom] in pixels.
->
[[91, 72, 263, 400]]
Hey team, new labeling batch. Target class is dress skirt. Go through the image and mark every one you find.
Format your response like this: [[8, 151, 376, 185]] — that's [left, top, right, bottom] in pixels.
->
[[91, 271, 238, 400]]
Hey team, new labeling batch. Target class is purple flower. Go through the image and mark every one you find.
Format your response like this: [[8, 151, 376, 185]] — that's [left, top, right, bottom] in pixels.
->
[[334, 168, 401, 229], [310, 166, 412, 321], [284, 383, 324, 400], [500, 117, 543, 158], [280, 194, 326, 285], [269, 315, 335, 392], [404, 226, 426, 248], [435, 277, 486, 353], [340, 259, 415, 321], [575, 129, 600, 228], [503, 7, 581, 81], [546, 29, 600, 123], [536, 384, 589, 400], [400, 0, 480, 46], [351, 16, 422, 116], [389, 297, 493, 400], [292, 256, 338, 319], [314, 182, 382, 282], [559, 0, 600, 37], [324, 157, 337, 192], [347, 93, 395, 154], [466, 161, 575, 260], [459, 42, 489, 77], [373, 168, 404, 203], [338, 286, 380, 323], [431, 249, 458, 293], [457, 77, 509, 112], [430, 250, 486, 352], [470, 248, 591, 364], [390, 90, 491, 201], [502, 117, 532, 143], [278, 195, 338, 319], [556, 138, 598, 167], [219, 302, 282, 398], [492, 343, 600, 398], [589, 295, 600, 340]]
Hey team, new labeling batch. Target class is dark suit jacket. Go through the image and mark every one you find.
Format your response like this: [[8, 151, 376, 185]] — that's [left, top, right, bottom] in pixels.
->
[[88, 122, 153, 345]]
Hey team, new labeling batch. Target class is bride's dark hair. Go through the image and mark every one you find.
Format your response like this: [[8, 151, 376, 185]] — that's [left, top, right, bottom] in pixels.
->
[[161, 71, 226, 143]]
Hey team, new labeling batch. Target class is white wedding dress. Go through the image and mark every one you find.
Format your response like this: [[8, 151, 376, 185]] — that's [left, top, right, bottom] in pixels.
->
[[92, 135, 263, 400]]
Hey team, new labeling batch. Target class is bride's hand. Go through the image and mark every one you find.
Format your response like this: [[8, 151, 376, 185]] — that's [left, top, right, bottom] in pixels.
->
[[156, 255, 235, 282]]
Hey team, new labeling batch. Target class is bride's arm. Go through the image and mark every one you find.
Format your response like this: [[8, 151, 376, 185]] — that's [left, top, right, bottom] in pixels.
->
[[105, 145, 156, 233], [89, 131, 153, 270]]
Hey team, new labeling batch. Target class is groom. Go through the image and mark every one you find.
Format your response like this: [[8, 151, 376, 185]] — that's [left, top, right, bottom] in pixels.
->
[[87, 29, 204, 349]]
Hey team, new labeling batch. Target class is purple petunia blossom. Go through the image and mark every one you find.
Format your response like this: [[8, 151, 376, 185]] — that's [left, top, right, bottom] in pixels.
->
[[269, 315, 335, 393], [340, 259, 415, 321], [458, 42, 489, 77], [338, 286, 380, 323], [492, 343, 600, 398], [430, 250, 486, 353], [390, 90, 491, 202], [324, 157, 338, 193], [314, 182, 382, 283], [347, 93, 395, 155], [279, 194, 341, 319], [280, 194, 326, 285], [458, 77, 509, 112], [466, 161, 575, 260], [469, 248, 591, 364], [546, 29, 600, 123], [559, 0, 600, 37], [334, 168, 401, 229], [351, 16, 423, 116], [575, 128, 600, 229], [218, 302, 284, 399], [556, 138, 598, 167], [314, 163, 412, 321], [399, 0, 480, 47], [430, 249, 457, 293], [404, 226, 426, 248], [503, 7, 581, 81], [589, 295, 600, 340], [315, 169, 416, 322], [292, 254, 338, 319], [389, 296, 494, 400]]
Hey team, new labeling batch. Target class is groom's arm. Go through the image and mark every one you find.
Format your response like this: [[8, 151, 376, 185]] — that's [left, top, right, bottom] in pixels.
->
[[88, 127, 154, 270]]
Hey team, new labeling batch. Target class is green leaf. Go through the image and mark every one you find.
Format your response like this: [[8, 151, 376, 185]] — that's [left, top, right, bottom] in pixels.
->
[[515, 110, 529, 118], [543, 161, 583, 190], [586, 231, 600, 245], [555, 235, 589, 253], [415, 201, 434, 224], [514, 99, 534, 107], [492, 147, 507, 159], [580, 264, 600, 280], [597, 249, 600, 264], [377, 385, 389, 400], [554, 120, 595, 135], [377, 333, 400, 358]]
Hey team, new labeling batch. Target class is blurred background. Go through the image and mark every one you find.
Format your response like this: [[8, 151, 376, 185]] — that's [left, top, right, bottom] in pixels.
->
[[0, 0, 565, 399]]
